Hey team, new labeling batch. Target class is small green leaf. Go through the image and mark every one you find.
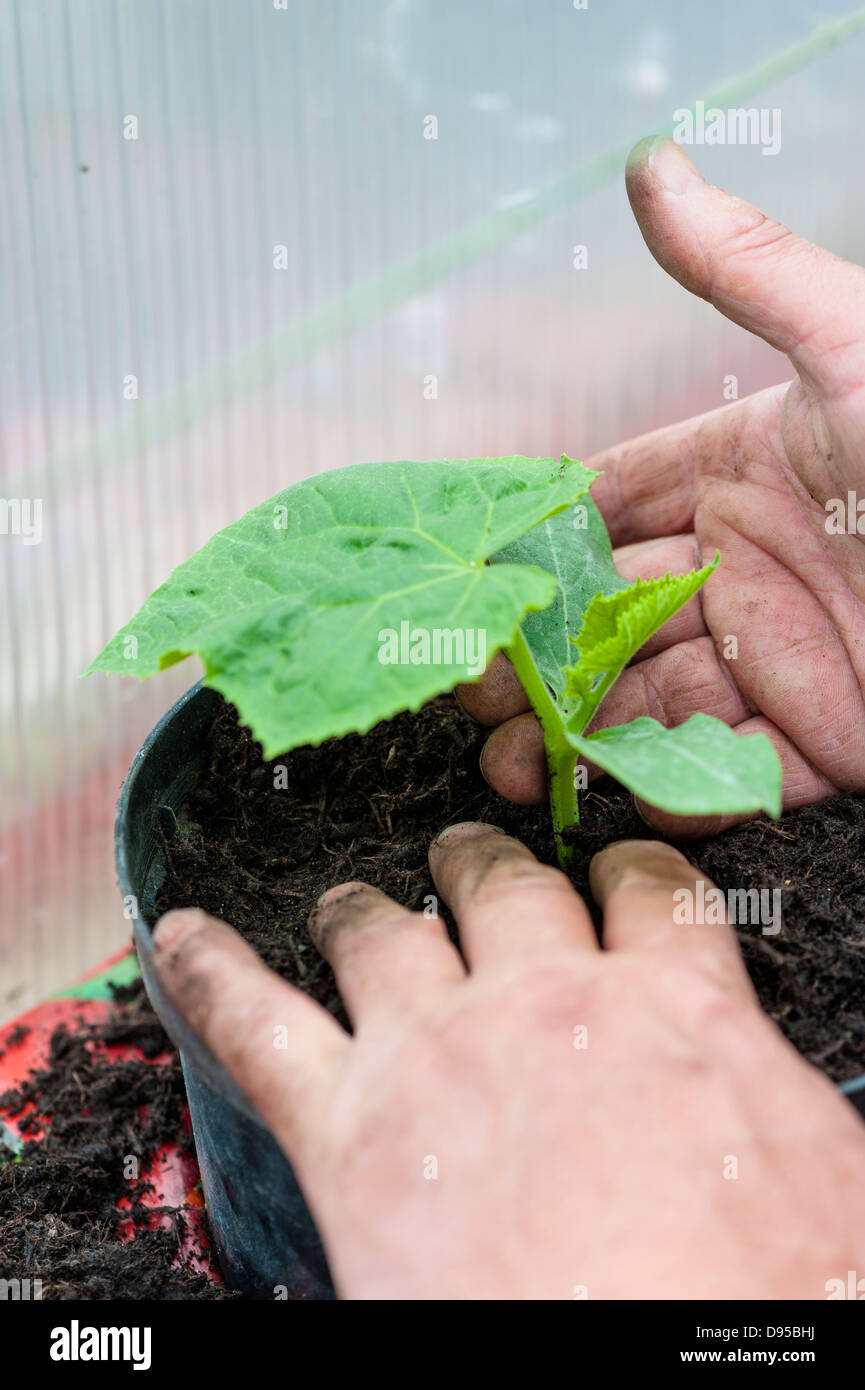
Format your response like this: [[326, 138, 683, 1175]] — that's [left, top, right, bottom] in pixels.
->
[[568, 714, 782, 818], [564, 557, 719, 727], [491, 489, 626, 700], [86, 456, 597, 757]]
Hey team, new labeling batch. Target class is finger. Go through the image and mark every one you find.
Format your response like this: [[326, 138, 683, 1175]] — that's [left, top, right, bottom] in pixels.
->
[[589, 634, 751, 735], [588, 410, 702, 547], [307, 882, 465, 1024], [152, 909, 347, 1153], [589, 840, 754, 996], [455, 649, 530, 725], [428, 822, 597, 967], [634, 714, 836, 837], [612, 533, 708, 660], [586, 386, 779, 549], [480, 711, 547, 803], [476, 707, 612, 803], [626, 136, 865, 398], [696, 499, 865, 788]]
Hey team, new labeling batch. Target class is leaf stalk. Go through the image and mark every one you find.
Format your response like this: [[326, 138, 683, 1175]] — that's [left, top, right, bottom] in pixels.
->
[[506, 629, 578, 869]]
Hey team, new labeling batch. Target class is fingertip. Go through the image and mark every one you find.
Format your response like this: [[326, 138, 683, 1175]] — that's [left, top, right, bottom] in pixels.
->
[[152, 907, 211, 953], [454, 650, 529, 725], [150, 908, 253, 1041], [152, 905, 348, 1150], [589, 837, 692, 905], [626, 134, 660, 174], [479, 713, 547, 805], [626, 136, 706, 199], [432, 820, 505, 847], [315, 880, 374, 910], [428, 821, 505, 873], [633, 796, 737, 838], [307, 881, 401, 955]]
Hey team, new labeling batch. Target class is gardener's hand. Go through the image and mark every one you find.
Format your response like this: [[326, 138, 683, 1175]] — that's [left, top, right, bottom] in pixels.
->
[[153, 824, 865, 1300], [459, 138, 865, 835]]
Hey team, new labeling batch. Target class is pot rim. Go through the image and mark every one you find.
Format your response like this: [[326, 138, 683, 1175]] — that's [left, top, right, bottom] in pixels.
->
[[115, 679, 265, 1125]]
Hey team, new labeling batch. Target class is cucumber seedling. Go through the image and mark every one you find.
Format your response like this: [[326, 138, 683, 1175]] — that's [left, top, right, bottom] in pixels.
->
[[88, 456, 781, 866]]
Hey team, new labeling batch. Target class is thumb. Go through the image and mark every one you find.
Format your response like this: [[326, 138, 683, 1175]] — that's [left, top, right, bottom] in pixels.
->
[[626, 136, 865, 397]]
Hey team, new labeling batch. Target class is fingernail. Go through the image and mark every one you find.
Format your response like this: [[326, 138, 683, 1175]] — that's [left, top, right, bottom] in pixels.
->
[[432, 821, 504, 848], [590, 838, 691, 904], [589, 839, 653, 900], [315, 881, 368, 910], [308, 881, 380, 950], [152, 909, 204, 952], [646, 137, 706, 194]]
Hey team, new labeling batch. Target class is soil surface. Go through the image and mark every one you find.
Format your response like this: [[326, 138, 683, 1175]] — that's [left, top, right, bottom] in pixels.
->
[[157, 695, 865, 1084], [0, 985, 235, 1300]]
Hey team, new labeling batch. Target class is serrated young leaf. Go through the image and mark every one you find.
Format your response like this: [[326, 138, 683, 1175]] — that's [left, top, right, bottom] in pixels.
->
[[563, 557, 719, 727], [490, 490, 627, 700], [568, 714, 782, 818], [86, 456, 596, 757]]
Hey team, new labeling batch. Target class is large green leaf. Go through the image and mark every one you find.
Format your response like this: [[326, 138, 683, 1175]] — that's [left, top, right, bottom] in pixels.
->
[[87, 456, 597, 756], [491, 491, 627, 699], [568, 714, 782, 817]]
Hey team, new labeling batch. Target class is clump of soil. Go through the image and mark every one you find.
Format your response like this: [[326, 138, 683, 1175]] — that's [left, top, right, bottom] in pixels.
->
[[157, 695, 865, 1083], [0, 984, 235, 1300]]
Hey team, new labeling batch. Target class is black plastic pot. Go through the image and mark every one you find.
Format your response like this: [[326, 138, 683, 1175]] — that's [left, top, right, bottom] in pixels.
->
[[116, 682, 865, 1299], [115, 682, 335, 1300]]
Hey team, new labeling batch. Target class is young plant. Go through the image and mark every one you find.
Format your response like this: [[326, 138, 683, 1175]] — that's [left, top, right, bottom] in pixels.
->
[[87, 456, 781, 866]]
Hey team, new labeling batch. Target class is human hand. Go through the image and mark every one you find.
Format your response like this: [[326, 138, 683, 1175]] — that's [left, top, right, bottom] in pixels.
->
[[459, 138, 865, 835], [153, 823, 865, 1299]]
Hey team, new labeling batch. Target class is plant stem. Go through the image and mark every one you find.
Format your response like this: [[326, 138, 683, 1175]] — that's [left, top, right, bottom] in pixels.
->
[[506, 630, 579, 869]]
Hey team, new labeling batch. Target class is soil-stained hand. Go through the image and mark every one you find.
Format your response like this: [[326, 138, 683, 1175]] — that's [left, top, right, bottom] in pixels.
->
[[458, 138, 865, 835], [153, 824, 865, 1300]]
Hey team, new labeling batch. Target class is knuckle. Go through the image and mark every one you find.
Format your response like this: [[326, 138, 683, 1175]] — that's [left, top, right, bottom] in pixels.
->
[[662, 957, 750, 1032], [642, 638, 742, 724], [718, 208, 794, 266]]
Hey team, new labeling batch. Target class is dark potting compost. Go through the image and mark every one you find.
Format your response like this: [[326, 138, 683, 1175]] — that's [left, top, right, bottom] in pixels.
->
[[0, 986, 235, 1300], [156, 695, 865, 1083]]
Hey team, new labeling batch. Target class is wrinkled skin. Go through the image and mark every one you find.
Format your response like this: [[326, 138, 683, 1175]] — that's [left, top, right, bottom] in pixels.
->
[[458, 138, 865, 836]]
